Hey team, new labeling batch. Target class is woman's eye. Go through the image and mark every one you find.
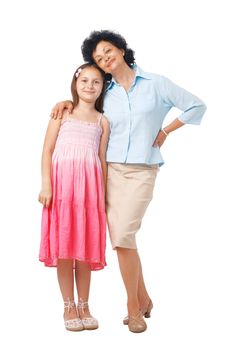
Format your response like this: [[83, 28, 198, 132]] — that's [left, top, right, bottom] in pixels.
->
[[94, 81, 100, 84]]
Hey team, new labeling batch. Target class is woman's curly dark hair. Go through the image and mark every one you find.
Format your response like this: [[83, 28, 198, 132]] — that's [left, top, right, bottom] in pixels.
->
[[81, 30, 135, 67]]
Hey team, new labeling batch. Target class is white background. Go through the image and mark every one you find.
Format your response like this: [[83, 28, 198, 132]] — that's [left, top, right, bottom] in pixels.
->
[[0, 0, 232, 349]]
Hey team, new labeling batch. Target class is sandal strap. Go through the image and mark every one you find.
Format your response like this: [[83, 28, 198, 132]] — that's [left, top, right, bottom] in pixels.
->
[[128, 311, 143, 321], [64, 299, 76, 313], [77, 298, 89, 313]]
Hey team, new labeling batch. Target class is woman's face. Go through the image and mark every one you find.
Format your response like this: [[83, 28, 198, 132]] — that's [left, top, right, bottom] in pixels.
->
[[93, 41, 125, 74], [76, 67, 103, 104]]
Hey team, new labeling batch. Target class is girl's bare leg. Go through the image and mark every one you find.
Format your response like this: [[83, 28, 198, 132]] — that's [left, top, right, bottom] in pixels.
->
[[75, 261, 92, 318], [57, 259, 77, 320]]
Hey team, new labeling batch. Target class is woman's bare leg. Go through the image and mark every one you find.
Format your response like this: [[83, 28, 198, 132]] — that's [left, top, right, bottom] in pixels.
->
[[138, 257, 151, 310], [116, 249, 151, 313], [116, 247, 140, 316]]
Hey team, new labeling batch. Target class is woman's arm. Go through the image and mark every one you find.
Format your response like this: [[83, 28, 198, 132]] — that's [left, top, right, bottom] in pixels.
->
[[161, 76, 207, 125], [38, 118, 62, 207], [50, 100, 74, 119], [98, 116, 110, 196], [153, 76, 207, 148]]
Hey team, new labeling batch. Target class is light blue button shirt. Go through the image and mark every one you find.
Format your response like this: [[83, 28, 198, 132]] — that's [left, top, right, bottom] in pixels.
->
[[103, 65, 206, 166]]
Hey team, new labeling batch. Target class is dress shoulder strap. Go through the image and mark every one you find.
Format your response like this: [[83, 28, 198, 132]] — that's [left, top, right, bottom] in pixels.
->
[[61, 110, 71, 124], [97, 113, 103, 126]]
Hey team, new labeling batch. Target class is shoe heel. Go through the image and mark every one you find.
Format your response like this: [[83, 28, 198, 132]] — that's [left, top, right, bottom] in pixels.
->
[[144, 310, 151, 318], [143, 300, 153, 318]]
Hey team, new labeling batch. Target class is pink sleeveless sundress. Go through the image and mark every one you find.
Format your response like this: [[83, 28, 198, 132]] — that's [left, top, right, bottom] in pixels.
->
[[39, 114, 106, 270]]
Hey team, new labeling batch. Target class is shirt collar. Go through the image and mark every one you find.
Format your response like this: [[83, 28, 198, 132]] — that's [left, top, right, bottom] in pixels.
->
[[106, 64, 151, 91], [134, 65, 152, 80]]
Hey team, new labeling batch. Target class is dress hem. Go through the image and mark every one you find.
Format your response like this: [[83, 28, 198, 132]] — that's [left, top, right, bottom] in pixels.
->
[[39, 256, 106, 271]]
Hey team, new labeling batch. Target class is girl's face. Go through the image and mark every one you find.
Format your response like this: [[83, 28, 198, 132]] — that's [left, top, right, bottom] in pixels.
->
[[93, 41, 125, 74], [76, 67, 104, 103]]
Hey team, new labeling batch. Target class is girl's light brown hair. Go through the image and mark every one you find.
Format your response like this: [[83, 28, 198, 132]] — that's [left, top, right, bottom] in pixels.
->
[[71, 63, 106, 113]]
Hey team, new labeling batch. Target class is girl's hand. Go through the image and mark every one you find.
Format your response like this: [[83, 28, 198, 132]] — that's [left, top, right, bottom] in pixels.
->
[[50, 100, 73, 120], [38, 186, 52, 208], [153, 130, 168, 148]]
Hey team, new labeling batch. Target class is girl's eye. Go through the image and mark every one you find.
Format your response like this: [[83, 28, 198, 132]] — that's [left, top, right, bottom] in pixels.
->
[[94, 81, 100, 84], [97, 58, 102, 63]]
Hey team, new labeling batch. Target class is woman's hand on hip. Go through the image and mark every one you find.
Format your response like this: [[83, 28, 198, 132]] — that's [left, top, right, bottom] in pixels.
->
[[153, 130, 168, 148]]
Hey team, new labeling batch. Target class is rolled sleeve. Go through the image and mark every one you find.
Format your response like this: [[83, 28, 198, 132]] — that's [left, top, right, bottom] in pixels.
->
[[162, 76, 207, 125]]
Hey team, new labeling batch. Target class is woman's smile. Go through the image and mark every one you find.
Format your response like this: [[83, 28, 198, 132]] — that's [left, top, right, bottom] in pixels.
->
[[106, 58, 115, 67]]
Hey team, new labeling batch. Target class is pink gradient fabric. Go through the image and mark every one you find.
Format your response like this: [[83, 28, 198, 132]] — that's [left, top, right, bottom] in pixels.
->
[[39, 116, 106, 270]]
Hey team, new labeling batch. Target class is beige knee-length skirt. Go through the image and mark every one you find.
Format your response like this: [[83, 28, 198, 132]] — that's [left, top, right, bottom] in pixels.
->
[[106, 163, 159, 249]]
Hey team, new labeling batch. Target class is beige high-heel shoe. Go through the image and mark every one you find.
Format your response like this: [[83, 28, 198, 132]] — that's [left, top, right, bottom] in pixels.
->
[[141, 299, 153, 318], [64, 300, 84, 332], [123, 299, 153, 325], [77, 299, 99, 330], [128, 311, 147, 333]]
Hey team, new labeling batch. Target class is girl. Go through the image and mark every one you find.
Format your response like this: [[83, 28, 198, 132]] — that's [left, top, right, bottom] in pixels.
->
[[38, 63, 110, 331]]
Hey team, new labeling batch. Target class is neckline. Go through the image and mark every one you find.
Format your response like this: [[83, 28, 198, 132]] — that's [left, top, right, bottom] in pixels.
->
[[67, 117, 99, 126], [63, 117, 103, 131]]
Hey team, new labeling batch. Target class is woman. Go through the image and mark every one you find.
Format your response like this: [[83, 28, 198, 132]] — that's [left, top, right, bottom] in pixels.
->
[[51, 30, 206, 333]]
